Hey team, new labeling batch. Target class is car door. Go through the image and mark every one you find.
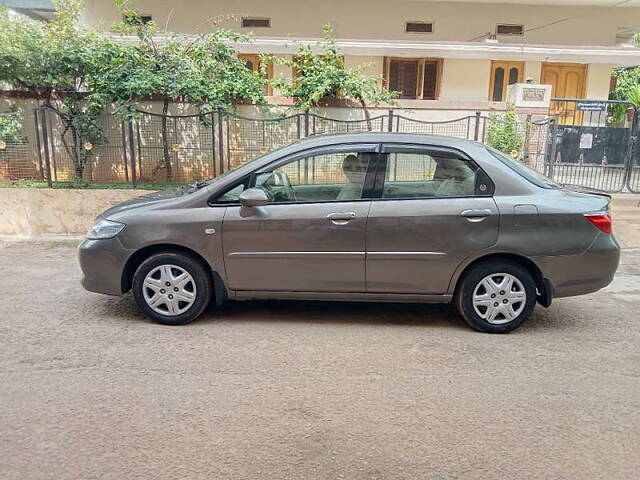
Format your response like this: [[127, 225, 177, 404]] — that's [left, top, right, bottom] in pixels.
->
[[366, 144, 499, 294], [221, 144, 379, 293]]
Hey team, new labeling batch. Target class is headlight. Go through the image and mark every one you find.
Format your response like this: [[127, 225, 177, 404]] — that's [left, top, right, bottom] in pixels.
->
[[87, 219, 126, 240]]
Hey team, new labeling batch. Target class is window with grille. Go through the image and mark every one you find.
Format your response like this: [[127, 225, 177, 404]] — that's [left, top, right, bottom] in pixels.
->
[[241, 17, 271, 28], [385, 58, 442, 100]]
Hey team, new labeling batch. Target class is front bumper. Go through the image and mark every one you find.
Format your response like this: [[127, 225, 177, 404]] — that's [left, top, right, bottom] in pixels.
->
[[533, 232, 620, 298], [78, 237, 132, 296]]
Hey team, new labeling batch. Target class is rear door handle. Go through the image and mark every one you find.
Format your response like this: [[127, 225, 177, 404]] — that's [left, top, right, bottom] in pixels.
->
[[327, 212, 356, 224], [461, 209, 492, 222]]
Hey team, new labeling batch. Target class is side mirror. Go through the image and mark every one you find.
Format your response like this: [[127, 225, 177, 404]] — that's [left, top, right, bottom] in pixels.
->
[[239, 188, 269, 207]]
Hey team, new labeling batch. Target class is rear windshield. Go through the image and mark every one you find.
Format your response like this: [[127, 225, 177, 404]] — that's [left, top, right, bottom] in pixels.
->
[[486, 146, 560, 189]]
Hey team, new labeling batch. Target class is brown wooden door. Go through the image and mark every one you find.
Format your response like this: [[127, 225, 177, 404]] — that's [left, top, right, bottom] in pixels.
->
[[542, 63, 587, 125]]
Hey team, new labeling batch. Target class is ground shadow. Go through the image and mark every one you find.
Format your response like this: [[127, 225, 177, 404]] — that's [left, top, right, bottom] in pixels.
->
[[103, 293, 470, 330], [97, 290, 576, 334]]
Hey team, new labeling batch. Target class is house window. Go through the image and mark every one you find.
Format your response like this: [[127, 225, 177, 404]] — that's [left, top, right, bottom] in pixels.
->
[[489, 61, 524, 101], [384, 57, 442, 100], [496, 24, 524, 36], [238, 54, 273, 95], [241, 17, 270, 28], [405, 21, 433, 34], [123, 14, 152, 25]]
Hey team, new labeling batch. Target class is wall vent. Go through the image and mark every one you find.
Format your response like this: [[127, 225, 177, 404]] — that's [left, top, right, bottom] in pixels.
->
[[242, 17, 271, 28], [496, 24, 524, 36], [405, 22, 433, 34]]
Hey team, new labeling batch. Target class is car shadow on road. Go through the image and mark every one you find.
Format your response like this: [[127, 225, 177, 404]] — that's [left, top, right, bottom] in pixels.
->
[[99, 292, 568, 333], [199, 299, 468, 330], [101, 293, 470, 330]]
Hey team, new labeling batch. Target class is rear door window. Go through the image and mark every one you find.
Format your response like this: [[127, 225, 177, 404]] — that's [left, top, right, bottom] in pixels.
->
[[380, 149, 485, 198]]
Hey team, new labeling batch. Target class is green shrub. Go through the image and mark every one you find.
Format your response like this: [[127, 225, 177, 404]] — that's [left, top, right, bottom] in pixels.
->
[[487, 107, 524, 159]]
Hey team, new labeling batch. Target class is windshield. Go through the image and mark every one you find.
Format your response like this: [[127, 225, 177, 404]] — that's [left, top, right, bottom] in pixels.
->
[[198, 143, 295, 188], [486, 146, 560, 189], [178, 149, 278, 195]]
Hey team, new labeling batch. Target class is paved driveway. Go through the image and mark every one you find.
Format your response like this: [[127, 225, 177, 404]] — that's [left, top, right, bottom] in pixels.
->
[[1, 240, 639, 480]]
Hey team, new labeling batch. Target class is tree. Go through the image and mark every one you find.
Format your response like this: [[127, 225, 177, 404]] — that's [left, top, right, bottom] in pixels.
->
[[267, 25, 396, 128], [89, 0, 268, 181], [0, 0, 109, 179]]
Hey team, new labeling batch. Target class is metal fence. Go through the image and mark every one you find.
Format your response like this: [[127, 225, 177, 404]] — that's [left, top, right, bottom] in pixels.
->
[[544, 98, 639, 193], [0, 104, 638, 192]]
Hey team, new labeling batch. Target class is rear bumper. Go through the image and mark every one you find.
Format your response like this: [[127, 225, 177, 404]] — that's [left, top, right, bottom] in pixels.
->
[[533, 233, 620, 298], [78, 237, 131, 296]]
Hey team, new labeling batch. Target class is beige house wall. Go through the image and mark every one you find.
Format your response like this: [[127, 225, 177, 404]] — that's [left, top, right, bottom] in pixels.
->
[[585, 63, 615, 100], [76, 1, 635, 105], [84, 0, 640, 46], [439, 59, 491, 101], [80, 1, 630, 104], [343, 56, 384, 83]]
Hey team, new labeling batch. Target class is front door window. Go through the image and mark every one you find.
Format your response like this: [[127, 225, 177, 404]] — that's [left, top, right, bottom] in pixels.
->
[[254, 151, 374, 203]]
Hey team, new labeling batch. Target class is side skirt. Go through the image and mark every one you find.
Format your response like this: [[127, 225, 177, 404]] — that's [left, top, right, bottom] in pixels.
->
[[229, 290, 453, 304]]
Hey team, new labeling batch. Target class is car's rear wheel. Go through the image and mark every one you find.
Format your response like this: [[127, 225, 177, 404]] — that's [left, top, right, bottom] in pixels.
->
[[132, 252, 212, 325], [455, 260, 537, 333]]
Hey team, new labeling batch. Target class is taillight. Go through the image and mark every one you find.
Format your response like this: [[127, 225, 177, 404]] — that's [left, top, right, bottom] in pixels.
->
[[584, 213, 612, 234]]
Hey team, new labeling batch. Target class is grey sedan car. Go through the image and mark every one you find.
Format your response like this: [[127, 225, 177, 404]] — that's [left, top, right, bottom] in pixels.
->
[[79, 133, 619, 333]]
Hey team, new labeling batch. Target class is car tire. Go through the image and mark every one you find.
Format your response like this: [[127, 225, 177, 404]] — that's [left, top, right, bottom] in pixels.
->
[[455, 260, 537, 333], [132, 251, 213, 325]]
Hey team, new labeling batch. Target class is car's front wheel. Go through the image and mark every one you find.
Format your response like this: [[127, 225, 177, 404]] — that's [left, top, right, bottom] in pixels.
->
[[455, 260, 537, 333], [132, 252, 213, 325]]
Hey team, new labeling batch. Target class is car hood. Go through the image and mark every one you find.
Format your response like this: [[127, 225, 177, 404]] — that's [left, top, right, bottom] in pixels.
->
[[98, 188, 184, 220]]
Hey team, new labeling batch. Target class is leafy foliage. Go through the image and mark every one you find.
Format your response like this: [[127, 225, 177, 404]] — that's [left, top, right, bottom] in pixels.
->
[[608, 67, 640, 122], [267, 25, 396, 123], [487, 107, 524, 158], [0, 109, 26, 145], [0, 1, 108, 178], [90, 2, 268, 118]]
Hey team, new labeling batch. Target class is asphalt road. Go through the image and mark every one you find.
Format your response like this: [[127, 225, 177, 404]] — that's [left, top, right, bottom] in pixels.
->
[[1, 240, 639, 480]]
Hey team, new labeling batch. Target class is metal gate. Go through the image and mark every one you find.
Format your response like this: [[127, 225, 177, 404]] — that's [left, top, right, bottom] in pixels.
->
[[545, 98, 638, 193]]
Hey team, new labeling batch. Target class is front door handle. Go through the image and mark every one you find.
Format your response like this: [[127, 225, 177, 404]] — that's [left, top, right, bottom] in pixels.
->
[[327, 212, 356, 224], [461, 209, 492, 222]]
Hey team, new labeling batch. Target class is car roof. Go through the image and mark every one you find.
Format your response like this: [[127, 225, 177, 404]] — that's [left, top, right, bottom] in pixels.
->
[[286, 132, 480, 150]]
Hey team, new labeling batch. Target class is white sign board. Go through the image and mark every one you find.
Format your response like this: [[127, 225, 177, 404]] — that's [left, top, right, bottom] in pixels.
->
[[507, 83, 552, 108], [579, 133, 593, 149]]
